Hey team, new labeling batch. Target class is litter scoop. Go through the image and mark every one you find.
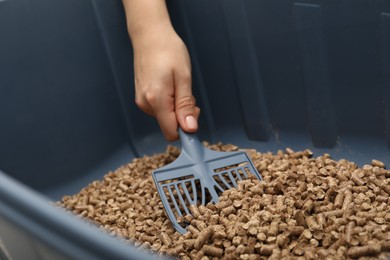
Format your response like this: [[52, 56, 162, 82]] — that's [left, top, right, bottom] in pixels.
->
[[152, 128, 262, 234]]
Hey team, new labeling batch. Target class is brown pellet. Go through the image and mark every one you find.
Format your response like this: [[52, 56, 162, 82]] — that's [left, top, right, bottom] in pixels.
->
[[216, 200, 232, 210], [323, 209, 344, 219], [189, 204, 201, 218], [159, 232, 171, 245], [191, 219, 207, 231], [334, 192, 344, 208], [342, 189, 353, 210], [372, 159, 385, 168], [259, 245, 274, 255], [348, 244, 382, 258], [166, 244, 184, 255], [221, 205, 235, 216], [381, 241, 390, 251], [194, 227, 213, 250], [345, 221, 355, 244], [306, 216, 321, 231], [288, 226, 305, 237], [351, 175, 365, 186], [202, 245, 223, 257], [294, 210, 306, 227], [183, 239, 195, 250]]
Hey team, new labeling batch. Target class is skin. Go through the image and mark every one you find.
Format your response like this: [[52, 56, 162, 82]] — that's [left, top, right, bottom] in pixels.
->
[[122, 0, 200, 141]]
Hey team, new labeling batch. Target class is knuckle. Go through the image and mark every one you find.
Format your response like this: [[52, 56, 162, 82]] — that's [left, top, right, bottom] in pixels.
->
[[176, 95, 196, 110], [145, 92, 157, 106], [135, 94, 152, 112], [135, 97, 145, 109], [180, 71, 191, 84]]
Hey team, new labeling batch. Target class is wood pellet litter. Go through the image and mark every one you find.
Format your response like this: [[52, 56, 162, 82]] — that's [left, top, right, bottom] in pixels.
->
[[59, 143, 390, 259]]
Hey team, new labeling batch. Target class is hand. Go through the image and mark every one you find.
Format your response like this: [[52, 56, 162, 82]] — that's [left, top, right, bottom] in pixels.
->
[[132, 27, 200, 141]]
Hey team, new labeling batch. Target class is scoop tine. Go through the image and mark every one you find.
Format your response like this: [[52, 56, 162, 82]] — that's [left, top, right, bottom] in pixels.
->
[[217, 173, 232, 189], [227, 171, 238, 188], [175, 183, 190, 216], [167, 184, 183, 217], [239, 167, 248, 178], [201, 182, 206, 205], [213, 179, 225, 193], [234, 169, 243, 181], [182, 181, 195, 205], [191, 180, 197, 204]]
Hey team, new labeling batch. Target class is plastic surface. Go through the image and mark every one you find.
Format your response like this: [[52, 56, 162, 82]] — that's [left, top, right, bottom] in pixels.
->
[[0, 170, 156, 260], [0, 0, 390, 259], [152, 129, 261, 234]]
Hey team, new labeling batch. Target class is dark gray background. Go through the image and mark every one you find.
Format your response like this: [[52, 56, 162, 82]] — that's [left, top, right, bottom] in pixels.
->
[[0, 0, 389, 259]]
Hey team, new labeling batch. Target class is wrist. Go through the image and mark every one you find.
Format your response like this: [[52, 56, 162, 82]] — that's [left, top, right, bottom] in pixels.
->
[[129, 22, 178, 51], [122, 0, 178, 51]]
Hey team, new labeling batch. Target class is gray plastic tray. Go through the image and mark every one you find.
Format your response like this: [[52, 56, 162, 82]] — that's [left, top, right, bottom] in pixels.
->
[[0, 0, 389, 259]]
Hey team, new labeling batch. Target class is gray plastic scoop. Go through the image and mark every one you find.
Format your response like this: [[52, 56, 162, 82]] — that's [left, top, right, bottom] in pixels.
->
[[152, 128, 262, 234]]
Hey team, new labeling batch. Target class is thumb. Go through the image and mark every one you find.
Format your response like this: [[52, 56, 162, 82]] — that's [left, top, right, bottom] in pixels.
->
[[174, 72, 199, 133]]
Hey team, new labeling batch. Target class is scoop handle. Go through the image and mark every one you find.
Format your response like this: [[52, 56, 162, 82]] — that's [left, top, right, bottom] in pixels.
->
[[178, 128, 204, 162]]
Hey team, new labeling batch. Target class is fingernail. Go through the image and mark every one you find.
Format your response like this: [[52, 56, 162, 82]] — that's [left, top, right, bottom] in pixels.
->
[[185, 115, 198, 130]]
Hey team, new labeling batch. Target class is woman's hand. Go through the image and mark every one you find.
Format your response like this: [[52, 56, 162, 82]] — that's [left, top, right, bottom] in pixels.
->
[[122, 0, 199, 141], [132, 27, 199, 141]]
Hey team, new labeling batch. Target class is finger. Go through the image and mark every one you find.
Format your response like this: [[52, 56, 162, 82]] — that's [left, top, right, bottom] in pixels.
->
[[174, 70, 198, 133], [194, 106, 200, 121], [153, 94, 178, 141], [144, 79, 178, 141]]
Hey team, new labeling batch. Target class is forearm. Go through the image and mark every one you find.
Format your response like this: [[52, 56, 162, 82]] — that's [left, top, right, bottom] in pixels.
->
[[122, 0, 175, 48]]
